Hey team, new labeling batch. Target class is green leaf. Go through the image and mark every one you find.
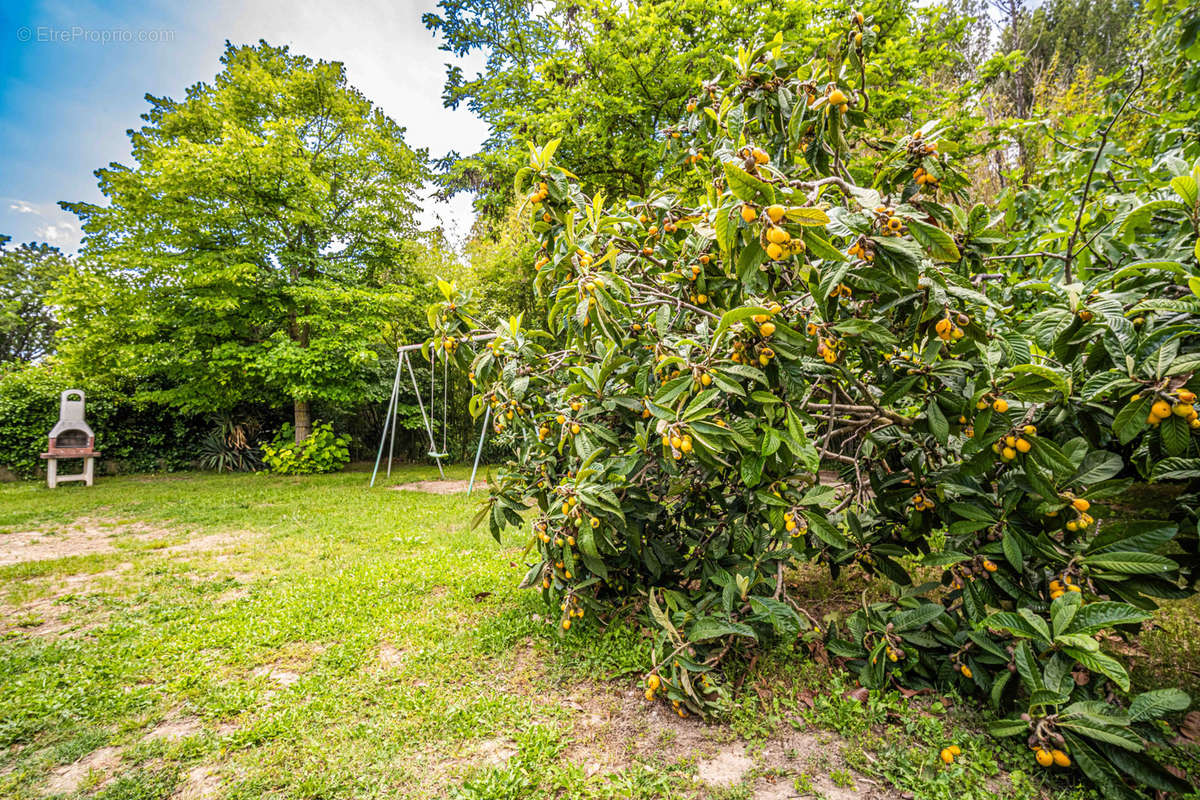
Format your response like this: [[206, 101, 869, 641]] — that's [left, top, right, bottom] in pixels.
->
[[1128, 688, 1190, 722], [785, 206, 831, 226], [1112, 395, 1152, 445], [1152, 457, 1200, 480], [801, 510, 847, 548], [1005, 363, 1070, 398], [723, 161, 774, 203], [1064, 602, 1151, 635], [1081, 551, 1177, 574], [802, 229, 847, 262], [890, 602, 945, 632], [1062, 647, 1131, 692], [689, 615, 759, 642], [905, 218, 961, 261], [987, 718, 1028, 737]]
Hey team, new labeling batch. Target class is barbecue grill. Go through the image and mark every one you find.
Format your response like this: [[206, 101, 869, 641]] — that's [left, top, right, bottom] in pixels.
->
[[40, 389, 101, 487]]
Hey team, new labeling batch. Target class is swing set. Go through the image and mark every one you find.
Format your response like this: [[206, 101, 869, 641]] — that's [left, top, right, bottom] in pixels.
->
[[368, 332, 496, 491]]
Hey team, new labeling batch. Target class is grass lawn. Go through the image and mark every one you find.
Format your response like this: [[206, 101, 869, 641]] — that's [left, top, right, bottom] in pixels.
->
[[0, 467, 1183, 799]]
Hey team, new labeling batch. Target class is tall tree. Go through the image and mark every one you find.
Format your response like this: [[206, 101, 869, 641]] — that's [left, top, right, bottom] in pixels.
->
[[425, 0, 969, 224], [59, 42, 429, 442], [0, 237, 70, 365]]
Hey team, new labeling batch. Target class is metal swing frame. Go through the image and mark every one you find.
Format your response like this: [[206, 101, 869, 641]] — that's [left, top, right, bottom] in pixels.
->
[[369, 332, 496, 492]]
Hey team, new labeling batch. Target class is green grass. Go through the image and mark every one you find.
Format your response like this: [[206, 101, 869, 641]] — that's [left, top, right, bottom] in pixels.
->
[[0, 468, 1150, 799]]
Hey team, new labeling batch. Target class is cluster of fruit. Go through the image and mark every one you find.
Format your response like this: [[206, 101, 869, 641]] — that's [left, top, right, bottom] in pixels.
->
[[1145, 390, 1199, 428], [1061, 496, 1094, 532], [933, 312, 968, 341], [815, 335, 841, 365], [825, 86, 850, 114], [553, 407, 583, 437], [729, 339, 776, 367], [558, 594, 585, 629], [908, 131, 941, 189], [976, 395, 1010, 413], [526, 180, 549, 205], [440, 334, 460, 352], [846, 237, 875, 261], [909, 491, 935, 511], [828, 282, 853, 299], [939, 744, 962, 764], [660, 427, 695, 460], [1048, 573, 1083, 599], [871, 205, 905, 236], [1033, 745, 1072, 768], [990, 425, 1036, 462], [488, 395, 525, 433], [736, 144, 771, 168]]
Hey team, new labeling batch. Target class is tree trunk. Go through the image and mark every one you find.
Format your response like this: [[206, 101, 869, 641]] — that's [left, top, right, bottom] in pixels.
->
[[294, 398, 312, 443]]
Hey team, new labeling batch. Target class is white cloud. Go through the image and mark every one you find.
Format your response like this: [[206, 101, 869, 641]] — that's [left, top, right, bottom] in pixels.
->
[[35, 221, 81, 247], [1, 199, 82, 249]]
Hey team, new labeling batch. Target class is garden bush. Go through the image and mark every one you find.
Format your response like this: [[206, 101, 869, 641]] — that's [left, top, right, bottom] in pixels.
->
[[0, 361, 204, 478], [429, 12, 1199, 799], [261, 422, 351, 475]]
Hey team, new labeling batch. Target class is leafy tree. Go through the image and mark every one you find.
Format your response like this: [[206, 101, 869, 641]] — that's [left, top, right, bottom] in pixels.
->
[[58, 42, 429, 442], [425, 0, 970, 224], [432, 12, 1198, 797], [0, 237, 70, 364], [441, 201, 545, 325]]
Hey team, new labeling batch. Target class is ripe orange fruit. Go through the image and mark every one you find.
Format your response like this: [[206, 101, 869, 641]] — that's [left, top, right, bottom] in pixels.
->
[[1035, 748, 1054, 767], [1152, 399, 1171, 419], [940, 748, 954, 764], [766, 204, 786, 223], [828, 88, 848, 105], [992, 398, 1009, 413], [741, 205, 757, 223], [1072, 498, 1090, 512], [1051, 749, 1070, 767]]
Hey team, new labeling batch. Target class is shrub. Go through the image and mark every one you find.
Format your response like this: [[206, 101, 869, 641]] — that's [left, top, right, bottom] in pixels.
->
[[430, 18, 1198, 799], [0, 361, 204, 478], [261, 422, 350, 475]]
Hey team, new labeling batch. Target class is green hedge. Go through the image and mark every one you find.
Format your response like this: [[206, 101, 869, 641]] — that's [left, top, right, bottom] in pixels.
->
[[0, 362, 205, 478]]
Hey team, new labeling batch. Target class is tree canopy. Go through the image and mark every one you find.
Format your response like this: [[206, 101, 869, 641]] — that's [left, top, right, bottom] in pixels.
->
[[0, 237, 69, 365], [57, 41, 431, 440]]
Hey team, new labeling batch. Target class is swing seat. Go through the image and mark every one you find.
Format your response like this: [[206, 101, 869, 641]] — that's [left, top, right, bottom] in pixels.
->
[[427, 450, 450, 459]]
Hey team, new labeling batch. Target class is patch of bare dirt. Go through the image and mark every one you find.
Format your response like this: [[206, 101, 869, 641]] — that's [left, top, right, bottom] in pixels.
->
[[253, 664, 302, 687], [698, 747, 755, 786], [558, 684, 713, 777], [377, 642, 406, 670], [41, 746, 121, 796], [163, 531, 247, 554], [144, 713, 204, 742], [251, 642, 323, 694], [0, 520, 169, 566], [474, 737, 518, 766], [0, 567, 129, 637], [390, 479, 487, 494], [0, 517, 250, 566], [171, 764, 221, 800]]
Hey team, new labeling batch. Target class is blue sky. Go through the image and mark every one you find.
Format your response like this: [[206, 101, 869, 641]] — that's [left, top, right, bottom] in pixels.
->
[[0, 0, 488, 252]]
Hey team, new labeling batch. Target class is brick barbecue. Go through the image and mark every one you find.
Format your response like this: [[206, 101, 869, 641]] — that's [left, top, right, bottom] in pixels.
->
[[40, 389, 101, 487]]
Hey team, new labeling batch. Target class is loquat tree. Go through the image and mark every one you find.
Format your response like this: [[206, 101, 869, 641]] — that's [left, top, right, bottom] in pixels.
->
[[431, 11, 1199, 798]]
